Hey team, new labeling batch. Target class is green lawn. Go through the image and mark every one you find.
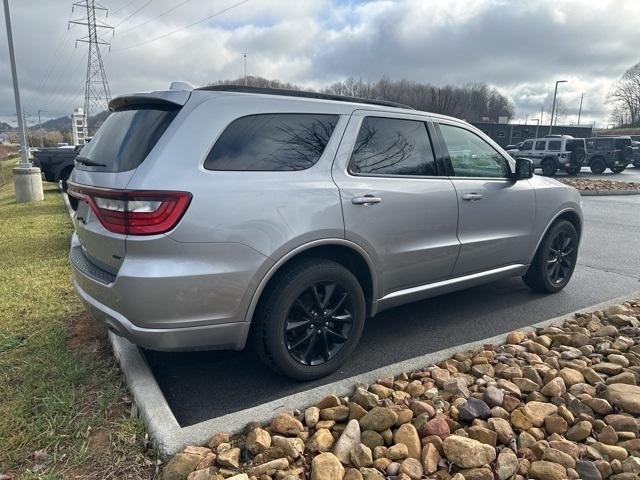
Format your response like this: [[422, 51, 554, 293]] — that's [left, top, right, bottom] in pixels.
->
[[0, 159, 154, 479]]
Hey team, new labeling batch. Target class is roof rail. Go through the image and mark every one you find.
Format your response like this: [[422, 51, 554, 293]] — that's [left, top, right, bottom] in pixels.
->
[[196, 85, 414, 110]]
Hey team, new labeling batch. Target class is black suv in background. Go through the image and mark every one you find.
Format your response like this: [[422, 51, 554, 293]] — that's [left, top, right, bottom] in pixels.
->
[[32, 145, 82, 190], [585, 137, 637, 173]]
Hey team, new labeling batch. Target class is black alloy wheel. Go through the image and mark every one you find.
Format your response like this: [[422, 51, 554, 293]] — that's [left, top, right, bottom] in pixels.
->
[[285, 282, 353, 366], [252, 258, 366, 380], [523, 220, 579, 293], [545, 231, 576, 285]]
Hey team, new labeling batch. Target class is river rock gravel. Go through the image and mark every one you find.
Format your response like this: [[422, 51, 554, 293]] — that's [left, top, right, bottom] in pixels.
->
[[161, 298, 640, 480]]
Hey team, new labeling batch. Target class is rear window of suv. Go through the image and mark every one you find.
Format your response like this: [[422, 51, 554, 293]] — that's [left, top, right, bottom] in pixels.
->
[[77, 106, 178, 172], [204, 113, 339, 171]]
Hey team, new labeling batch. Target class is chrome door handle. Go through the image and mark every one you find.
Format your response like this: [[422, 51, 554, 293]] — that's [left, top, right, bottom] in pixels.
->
[[462, 193, 484, 201], [352, 195, 382, 205]]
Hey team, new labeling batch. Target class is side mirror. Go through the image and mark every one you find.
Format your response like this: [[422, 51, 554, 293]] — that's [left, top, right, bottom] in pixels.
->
[[514, 157, 534, 180]]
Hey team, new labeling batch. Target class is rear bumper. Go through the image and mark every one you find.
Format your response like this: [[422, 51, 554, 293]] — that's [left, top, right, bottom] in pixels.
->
[[69, 233, 272, 351], [74, 279, 251, 351]]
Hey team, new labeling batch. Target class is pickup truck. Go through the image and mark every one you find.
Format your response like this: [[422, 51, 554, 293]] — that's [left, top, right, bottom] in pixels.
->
[[32, 145, 82, 190]]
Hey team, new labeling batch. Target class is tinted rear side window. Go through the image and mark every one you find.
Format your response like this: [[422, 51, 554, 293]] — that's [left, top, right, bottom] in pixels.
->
[[349, 117, 436, 176], [204, 114, 338, 171], [78, 107, 178, 172]]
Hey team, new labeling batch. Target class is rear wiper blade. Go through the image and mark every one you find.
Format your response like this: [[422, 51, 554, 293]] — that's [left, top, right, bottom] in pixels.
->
[[75, 156, 106, 167]]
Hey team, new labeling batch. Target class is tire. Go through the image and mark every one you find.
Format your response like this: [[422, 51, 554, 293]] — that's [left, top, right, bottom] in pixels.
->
[[59, 167, 73, 191], [541, 158, 558, 176], [570, 147, 586, 165], [565, 165, 580, 175], [252, 258, 366, 380], [610, 165, 626, 174], [589, 157, 606, 174], [523, 220, 578, 294], [634, 158, 640, 168]]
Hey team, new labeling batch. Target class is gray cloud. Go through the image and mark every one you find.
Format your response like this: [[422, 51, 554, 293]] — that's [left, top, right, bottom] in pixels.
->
[[1, 0, 639, 127]]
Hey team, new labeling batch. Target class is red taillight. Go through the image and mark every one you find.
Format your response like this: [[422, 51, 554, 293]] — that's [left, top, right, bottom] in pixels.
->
[[67, 183, 191, 235]]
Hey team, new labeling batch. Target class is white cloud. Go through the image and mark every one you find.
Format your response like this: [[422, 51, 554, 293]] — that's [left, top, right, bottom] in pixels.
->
[[1, 0, 639, 127]]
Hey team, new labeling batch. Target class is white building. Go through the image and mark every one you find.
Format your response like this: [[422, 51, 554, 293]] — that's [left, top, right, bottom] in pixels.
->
[[71, 107, 88, 145]]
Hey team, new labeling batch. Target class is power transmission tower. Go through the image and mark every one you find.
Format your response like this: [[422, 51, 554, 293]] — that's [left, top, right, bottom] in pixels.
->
[[69, 1, 113, 134]]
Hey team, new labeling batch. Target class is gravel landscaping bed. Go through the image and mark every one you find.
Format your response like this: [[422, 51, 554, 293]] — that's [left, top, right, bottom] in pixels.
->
[[161, 298, 640, 480], [556, 178, 640, 193]]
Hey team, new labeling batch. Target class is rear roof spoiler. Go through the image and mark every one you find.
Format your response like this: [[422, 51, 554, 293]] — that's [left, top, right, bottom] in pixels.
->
[[109, 90, 191, 111]]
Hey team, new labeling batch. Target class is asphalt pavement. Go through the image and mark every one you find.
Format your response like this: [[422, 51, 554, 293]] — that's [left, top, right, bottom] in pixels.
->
[[145, 194, 640, 427]]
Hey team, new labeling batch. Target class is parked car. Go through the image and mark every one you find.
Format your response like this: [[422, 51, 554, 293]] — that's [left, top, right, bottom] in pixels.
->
[[584, 137, 636, 173], [67, 85, 583, 380], [511, 136, 587, 176], [32, 145, 82, 189]]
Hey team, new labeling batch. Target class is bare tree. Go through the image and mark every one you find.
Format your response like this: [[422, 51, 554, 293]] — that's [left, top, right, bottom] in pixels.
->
[[209, 75, 515, 123], [609, 62, 640, 127]]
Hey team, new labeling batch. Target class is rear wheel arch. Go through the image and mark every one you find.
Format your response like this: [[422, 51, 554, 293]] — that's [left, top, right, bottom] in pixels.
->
[[245, 240, 377, 325]]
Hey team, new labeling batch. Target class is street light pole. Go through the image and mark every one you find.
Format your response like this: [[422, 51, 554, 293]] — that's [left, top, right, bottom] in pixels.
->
[[3, 0, 44, 202], [549, 80, 567, 135], [243, 53, 248, 86], [3, 0, 29, 168], [37, 109, 47, 147], [577, 93, 585, 125]]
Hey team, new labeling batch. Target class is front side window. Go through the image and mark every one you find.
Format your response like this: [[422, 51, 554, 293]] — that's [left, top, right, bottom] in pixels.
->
[[349, 117, 436, 176], [204, 113, 338, 171], [548, 140, 561, 151], [439, 124, 511, 178], [521, 141, 533, 150], [535, 141, 547, 151]]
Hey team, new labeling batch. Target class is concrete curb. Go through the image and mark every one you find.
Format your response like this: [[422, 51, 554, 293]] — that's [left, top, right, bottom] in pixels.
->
[[579, 189, 640, 196], [114, 290, 639, 458], [57, 183, 640, 457]]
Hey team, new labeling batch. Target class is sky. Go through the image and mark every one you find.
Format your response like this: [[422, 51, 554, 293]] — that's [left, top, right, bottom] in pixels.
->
[[1, 0, 640, 128]]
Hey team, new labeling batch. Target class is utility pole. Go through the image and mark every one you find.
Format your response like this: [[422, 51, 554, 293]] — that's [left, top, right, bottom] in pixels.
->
[[577, 93, 585, 125], [70, 0, 113, 135], [37, 109, 47, 147], [3, 0, 44, 202], [549, 80, 567, 135], [243, 53, 248, 86], [540, 104, 544, 128]]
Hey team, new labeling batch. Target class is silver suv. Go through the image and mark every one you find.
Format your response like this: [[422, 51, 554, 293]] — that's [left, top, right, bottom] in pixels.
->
[[68, 85, 583, 380]]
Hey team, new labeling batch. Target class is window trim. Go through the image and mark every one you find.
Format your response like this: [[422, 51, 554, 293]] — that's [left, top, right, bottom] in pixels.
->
[[434, 120, 514, 181], [345, 114, 443, 179], [202, 112, 341, 172]]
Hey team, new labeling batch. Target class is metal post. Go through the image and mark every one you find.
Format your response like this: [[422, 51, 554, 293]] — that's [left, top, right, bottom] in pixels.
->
[[577, 93, 585, 125], [38, 109, 47, 147], [243, 53, 247, 85], [549, 80, 567, 135], [3, 0, 30, 167]]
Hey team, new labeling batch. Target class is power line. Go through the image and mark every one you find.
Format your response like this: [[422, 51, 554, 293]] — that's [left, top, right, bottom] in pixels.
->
[[112, 0, 250, 52], [110, 0, 138, 15], [115, 0, 193, 36], [113, 0, 153, 28]]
